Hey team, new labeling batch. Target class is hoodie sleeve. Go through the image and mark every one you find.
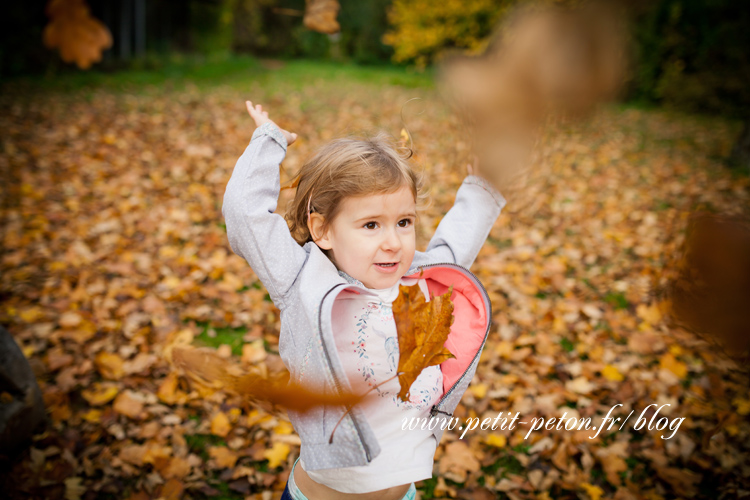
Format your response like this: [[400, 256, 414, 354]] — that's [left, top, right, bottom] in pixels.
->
[[411, 175, 506, 270], [222, 122, 307, 309]]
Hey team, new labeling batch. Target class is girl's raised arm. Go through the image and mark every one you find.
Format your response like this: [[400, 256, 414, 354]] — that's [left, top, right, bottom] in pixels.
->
[[222, 103, 305, 309], [411, 174, 506, 270]]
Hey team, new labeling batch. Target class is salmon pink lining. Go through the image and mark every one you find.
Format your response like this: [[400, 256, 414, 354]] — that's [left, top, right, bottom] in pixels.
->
[[404, 268, 488, 394]]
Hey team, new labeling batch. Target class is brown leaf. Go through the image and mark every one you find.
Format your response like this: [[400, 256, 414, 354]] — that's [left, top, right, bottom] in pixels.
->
[[438, 441, 480, 483], [112, 391, 144, 419], [208, 446, 239, 469], [392, 283, 455, 402]]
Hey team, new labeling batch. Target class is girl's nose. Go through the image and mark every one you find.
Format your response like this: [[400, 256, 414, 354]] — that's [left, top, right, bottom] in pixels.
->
[[381, 228, 401, 252]]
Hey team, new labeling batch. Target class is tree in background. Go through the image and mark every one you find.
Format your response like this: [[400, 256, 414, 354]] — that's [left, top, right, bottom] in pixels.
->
[[628, 0, 750, 170], [383, 0, 509, 68]]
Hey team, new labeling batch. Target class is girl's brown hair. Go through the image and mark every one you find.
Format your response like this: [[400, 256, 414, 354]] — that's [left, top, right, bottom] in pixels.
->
[[286, 131, 423, 245]]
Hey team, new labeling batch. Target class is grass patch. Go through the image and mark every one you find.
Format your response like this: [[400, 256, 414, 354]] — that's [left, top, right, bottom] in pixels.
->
[[417, 476, 438, 499], [604, 291, 629, 310], [185, 433, 227, 461], [194, 321, 248, 356], [2, 55, 434, 96], [482, 449, 526, 478], [560, 337, 575, 353]]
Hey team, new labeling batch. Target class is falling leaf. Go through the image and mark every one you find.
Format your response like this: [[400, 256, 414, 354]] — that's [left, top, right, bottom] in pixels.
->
[[303, 0, 340, 34], [392, 283, 455, 402], [43, 0, 112, 69], [171, 345, 362, 412], [64, 477, 86, 500]]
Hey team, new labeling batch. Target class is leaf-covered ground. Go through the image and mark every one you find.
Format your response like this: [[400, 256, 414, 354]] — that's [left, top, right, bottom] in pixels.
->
[[1, 59, 749, 500]]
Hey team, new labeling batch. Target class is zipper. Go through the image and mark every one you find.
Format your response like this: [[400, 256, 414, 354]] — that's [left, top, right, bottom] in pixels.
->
[[318, 261, 492, 460], [318, 284, 373, 462]]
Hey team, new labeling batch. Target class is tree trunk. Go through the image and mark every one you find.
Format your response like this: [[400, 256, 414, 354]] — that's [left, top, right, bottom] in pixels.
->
[[729, 117, 750, 173]]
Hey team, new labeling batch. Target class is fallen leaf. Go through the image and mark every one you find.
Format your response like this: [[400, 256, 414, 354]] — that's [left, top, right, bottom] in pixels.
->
[[113, 391, 144, 419], [210, 412, 231, 437], [209, 446, 239, 469], [81, 383, 118, 406], [601, 365, 624, 382], [438, 441, 480, 483], [264, 442, 290, 469], [95, 351, 124, 380]]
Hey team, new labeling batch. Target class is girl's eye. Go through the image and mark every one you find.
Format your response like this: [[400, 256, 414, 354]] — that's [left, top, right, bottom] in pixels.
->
[[398, 219, 412, 228], [364, 222, 378, 230]]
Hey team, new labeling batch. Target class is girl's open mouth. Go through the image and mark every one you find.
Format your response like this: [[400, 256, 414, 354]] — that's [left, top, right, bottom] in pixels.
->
[[374, 262, 399, 272]]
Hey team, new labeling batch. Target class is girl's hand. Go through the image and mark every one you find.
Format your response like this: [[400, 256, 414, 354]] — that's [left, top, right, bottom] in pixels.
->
[[246, 100, 298, 146]]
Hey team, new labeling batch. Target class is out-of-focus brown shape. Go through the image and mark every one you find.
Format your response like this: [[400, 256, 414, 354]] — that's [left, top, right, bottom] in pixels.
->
[[667, 213, 750, 360], [303, 0, 340, 35], [439, 1, 628, 197], [170, 345, 362, 413], [43, 0, 112, 70], [392, 283, 455, 402]]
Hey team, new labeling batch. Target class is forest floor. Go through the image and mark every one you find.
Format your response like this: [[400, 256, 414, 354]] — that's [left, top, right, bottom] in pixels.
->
[[1, 58, 749, 499]]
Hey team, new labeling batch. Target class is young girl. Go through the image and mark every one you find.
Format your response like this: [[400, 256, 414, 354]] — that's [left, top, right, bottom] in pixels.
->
[[222, 101, 506, 500]]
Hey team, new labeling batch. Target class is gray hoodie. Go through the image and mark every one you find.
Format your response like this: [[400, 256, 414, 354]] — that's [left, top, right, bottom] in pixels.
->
[[222, 121, 506, 471]]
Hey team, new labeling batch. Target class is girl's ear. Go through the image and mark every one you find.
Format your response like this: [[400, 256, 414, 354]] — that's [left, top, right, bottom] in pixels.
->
[[308, 213, 332, 250]]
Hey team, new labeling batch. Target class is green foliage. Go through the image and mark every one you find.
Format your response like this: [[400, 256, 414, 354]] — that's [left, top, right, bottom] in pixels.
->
[[383, 0, 509, 68], [630, 0, 750, 116]]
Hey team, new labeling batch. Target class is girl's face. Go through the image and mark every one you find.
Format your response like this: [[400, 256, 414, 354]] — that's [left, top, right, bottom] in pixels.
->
[[315, 186, 417, 290]]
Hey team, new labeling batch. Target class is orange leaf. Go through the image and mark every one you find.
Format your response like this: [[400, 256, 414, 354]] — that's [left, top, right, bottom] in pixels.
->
[[43, 0, 113, 70], [392, 283, 455, 402], [81, 382, 118, 406], [95, 351, 124, 380]]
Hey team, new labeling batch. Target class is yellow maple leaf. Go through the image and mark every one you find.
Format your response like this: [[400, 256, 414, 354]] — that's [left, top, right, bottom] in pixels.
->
[[264, 442, 290, 469], [485, 434, 507, 448], [601, 364, 624, 382], [580, 482, 604, 500], [659, 353, 688, 379]]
